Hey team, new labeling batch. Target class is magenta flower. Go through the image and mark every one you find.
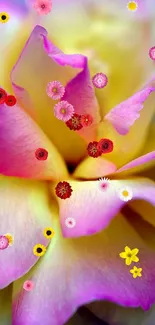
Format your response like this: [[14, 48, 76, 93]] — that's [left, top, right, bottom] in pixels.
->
[[1, 1, 155, 323]]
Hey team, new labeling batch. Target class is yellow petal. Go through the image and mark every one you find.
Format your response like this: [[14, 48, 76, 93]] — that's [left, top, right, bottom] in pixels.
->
[[131, 248, 139, 256], [126, 257, 132, 266], [119, 252, 127, 259]]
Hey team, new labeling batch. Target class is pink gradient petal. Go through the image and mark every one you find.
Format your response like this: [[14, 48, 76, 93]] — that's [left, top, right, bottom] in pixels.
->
[[0, 99, 67, 179], [116, 151, 155, 174], [73, 157, 117, 179], [11, 25, 98, 162], [53, 178, 155, 238], [0, 177, 53, 288], [12, 214, 155, 325], [104, 80, 155, 135]]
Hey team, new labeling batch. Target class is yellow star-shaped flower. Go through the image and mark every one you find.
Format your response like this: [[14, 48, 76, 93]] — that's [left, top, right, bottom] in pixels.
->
[[119, 246, 139, 266], [130, 266, 142, 278]]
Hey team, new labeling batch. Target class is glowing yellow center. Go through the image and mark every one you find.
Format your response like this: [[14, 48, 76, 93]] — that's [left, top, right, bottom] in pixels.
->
[[127, 1, 138, 11], [60, 108, 66, 114], [122, 190, 129, 197], [53, 87, 57, 93]]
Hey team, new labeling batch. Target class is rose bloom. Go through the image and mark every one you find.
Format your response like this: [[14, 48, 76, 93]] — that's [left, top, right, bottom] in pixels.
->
[[1, 0, 155, 325]]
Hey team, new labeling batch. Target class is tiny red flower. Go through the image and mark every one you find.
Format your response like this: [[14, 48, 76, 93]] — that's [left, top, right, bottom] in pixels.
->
[[35, 148, 48, 160], [5, 95, 17, 106], [66, 113, 83, 131], [55, 181, 72, 199], [81, 114, 93, 127], [97, 138, 113, 154], [87, 141, 102, 158], [0, 88, 7, 104]]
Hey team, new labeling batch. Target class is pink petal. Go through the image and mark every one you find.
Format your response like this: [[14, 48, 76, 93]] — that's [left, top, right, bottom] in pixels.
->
[[0, 99, 68, 179], [116, 151, 155, 174], [12, 214, 155, 325], [11, 25, 101, 163], [104, 81, 155, 135], [73, 157, 117, 179], [54, 178, 155, 237], [0, 177, 53, 288]]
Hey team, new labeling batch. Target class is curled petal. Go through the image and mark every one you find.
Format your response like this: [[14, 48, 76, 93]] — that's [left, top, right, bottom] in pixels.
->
[[11, 25, 100, 163], [104, 81, 155, 135], [116, 151, 155, 175], [52, 178, 155, 237]]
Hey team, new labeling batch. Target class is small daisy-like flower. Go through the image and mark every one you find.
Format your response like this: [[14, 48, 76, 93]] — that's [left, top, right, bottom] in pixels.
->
[[23, 280, 34, 291], [87, 141, 102, 158], [35, 148, 48, 161], [43, 227, 55, 239], [33, 0, 52, 15], [119, 187, 133, 202], [5, 95, 16, 106], [149, 46, 155, 61], [66, 113, 83, 131], [119, 246, 139, 266], [0, 88, 7, 104], [97, 138, 114, 154], [0, 235, 9, 250], [98, 177, 110, 190], [92, 73, 108, 89], [65, 217, 76, 228], [5, 233, 14, 246], [54, 100, 74, 122], [130, 266, 142, 279], [127, 1, 138, 11], [46, 81, 65, 100], [33, 244, 46, 257], [55, 181, 73, 199], [0, 12, 9, 23], [81, 114, 93, 127]]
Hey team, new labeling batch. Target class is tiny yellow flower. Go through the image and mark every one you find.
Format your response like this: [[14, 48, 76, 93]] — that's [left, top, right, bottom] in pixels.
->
[[33, 244, 46, 257], [0, 12, 10, 23], [127, 1, 138, 12], [43, 227, 55, 239], [130, 266, 142, 278], [119, 246, 139, 266]]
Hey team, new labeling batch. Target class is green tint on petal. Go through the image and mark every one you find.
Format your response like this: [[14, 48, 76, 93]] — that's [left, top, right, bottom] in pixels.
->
[[0, 284, 12, 325], [87, 301, 154, 325]]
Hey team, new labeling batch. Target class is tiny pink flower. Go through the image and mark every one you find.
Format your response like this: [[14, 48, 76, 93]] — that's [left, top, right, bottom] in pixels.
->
[[54, 100, 74, 122], [33, 0, 52, 16], [92, 73, 108, 89], [149, 46, 155, 61], [23, 280, 34, 291], [46, 81, 65, 100], [0, 235, 9, 250]]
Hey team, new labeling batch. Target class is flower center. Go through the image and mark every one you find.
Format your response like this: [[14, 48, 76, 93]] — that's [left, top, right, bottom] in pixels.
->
[[41, 4, 46, 9], [122, 190, 129, 197], [60, 108, 66, 114], [2, 15, 6, 20]]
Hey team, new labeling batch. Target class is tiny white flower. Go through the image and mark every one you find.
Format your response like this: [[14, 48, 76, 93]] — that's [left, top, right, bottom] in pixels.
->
[[98, 177, 110, 191], [119, 187, 133, 202]]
